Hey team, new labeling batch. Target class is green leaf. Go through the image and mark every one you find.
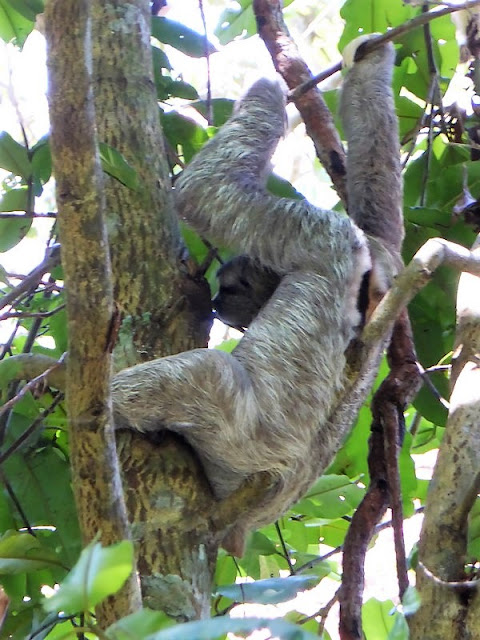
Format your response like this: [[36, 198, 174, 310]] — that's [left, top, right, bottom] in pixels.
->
[[192, 99, 234, 127], [6, 0, 43, 21], [0, 531, 64, 574], [401, 586, 420, 616], [0, 187, 28, 212], [296, 474, 364, 519], [216, 575, 320, 605], [0, 131, 32, 179], [43, 540, 134, 614], [144, 616, 319, 639], [214, 0, 294, 45], [387, 613, 410, 640], [267, 174, 305, 200], [340, 0, 413, 52], [214, 0, 256, 45], [0, 0, 34, 46], [0, 262, 9, 284], [404, 207, 452, 229], [99, 142, 139, 190], [48, 308, 69, 353], [362, 598, 396, 639], [32, 136, 52, 185], [215, 338, 240, 354], [167, 79, 199, 100], [151, 16, 216, 58], [247, 531, 277, 556], [0, 215, 32, 251], [161, 111, 208, 163], [106, 608, 172, 638], [2, 444, 81, 572], [151, 45, 172, 71]]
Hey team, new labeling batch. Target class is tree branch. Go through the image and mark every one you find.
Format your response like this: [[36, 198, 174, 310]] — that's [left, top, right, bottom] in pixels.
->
[[410, 235, 480, 639], [0, 244, 60, 312], [252, 0, 348, 205]]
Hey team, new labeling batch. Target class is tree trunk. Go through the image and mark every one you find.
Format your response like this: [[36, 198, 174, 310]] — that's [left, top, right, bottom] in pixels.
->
[[44, 0, 142, 626], [90, 0, 216, 619]]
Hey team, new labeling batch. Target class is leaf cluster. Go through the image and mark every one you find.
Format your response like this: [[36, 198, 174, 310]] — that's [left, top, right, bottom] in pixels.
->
[[1, 0, 480, 638]]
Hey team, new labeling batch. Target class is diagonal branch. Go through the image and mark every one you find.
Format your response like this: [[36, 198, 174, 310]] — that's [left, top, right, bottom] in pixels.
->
[[252, 0, 348, 205]]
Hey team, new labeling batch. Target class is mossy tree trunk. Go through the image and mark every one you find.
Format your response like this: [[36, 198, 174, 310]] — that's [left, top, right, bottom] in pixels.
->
[[46, 0, 219, 622], [90, 0, 218, 621], [44, 0, 142, 626]]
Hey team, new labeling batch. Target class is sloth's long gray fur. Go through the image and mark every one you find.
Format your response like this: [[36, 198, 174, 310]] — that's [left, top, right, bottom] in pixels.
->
[[112, 40, 401, 555]]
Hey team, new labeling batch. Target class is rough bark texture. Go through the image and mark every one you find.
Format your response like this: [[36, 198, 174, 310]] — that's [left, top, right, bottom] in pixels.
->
[[253, 0, 348, 206], [91, 0, 211, 368], [44, 0, 142, 624], [90, 0, 215, 619], [409, 238, 480, 640], [118, 433, 217, 619]]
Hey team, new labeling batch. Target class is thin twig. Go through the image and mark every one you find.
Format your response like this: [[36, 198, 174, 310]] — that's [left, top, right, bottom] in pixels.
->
[[275, 521, 296, 574], [0, 394, 64, 465], [288, 0, 480, 101], [0, 304, 65, 321], [0, 355, 65, 420], [0, 244, 60, 312], [0, 212, 57, 219], [198, 0, 213, 125], [416, 360, 450, 409]]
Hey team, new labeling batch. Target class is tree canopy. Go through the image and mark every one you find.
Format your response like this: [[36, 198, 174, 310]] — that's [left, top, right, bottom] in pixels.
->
[[0, 1, 480, 639]]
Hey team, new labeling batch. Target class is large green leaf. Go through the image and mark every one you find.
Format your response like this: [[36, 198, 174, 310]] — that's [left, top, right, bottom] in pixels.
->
[[144, 616, 319, 640], [5, 0, 43, 21], [43, 540, 134, 614], [161, 111, 208, 163], [0, 0, 34, 46], [0, 531, 64, 575], [0, 188, 28, 212], [216, 575, 320, 605], [362, 598, 396, 640], [151, 17, 216, 58], [0, 131, 32, 179], [340, 0, 413, 51], [191, 99, 234, 127], [0, 215, 32, 251], [296, 474, 364, 520], [3, 445, 81, 571], [107, 608, 172, 639]]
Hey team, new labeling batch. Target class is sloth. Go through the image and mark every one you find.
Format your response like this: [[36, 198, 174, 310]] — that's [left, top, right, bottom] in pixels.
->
[[112, 37, 402, 555], [213, 256, 281, 330]]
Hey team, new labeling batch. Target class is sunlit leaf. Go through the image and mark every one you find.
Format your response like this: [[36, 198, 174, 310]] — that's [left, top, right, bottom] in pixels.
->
[[0, 531, 64, 574], [362, 598, 396, 639], [43, 540, 134, 614], [0, 0, 34, 46]]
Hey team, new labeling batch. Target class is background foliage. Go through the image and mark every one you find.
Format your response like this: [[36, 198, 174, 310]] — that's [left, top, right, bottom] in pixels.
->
[[0, 0, 478, 638]]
